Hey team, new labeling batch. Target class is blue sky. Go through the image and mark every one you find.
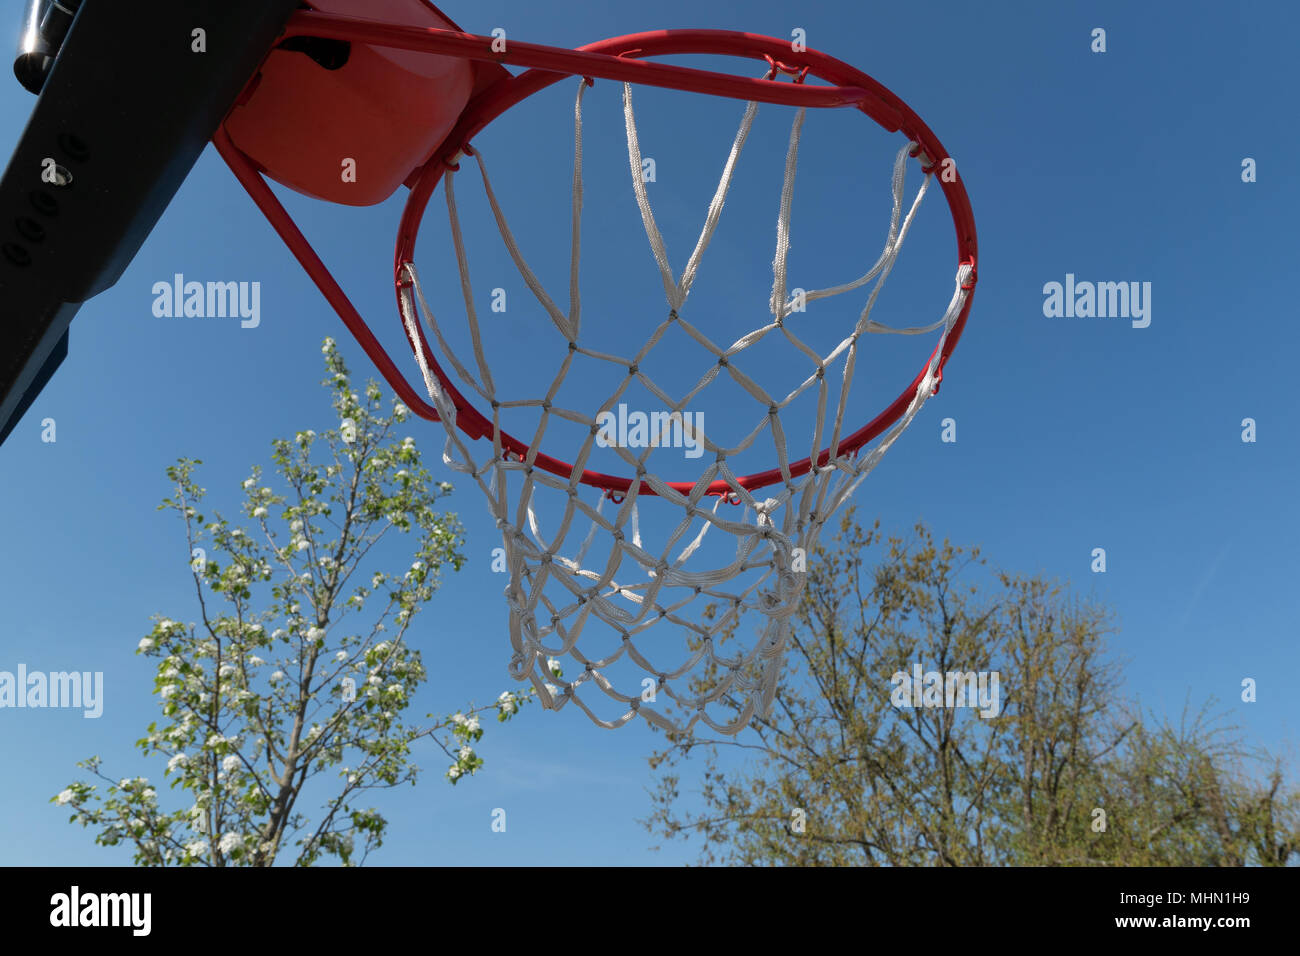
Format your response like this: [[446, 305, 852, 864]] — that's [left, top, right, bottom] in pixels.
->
[[2, 0, 1298, 865]]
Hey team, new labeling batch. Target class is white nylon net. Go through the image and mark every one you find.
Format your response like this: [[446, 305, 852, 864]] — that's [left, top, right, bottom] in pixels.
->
[[399, 78, 973, 735]]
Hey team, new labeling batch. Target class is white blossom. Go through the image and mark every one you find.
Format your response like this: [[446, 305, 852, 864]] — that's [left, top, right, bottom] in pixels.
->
[[222, 755, 240, 774], [218, 832, 242, 855], [55, 789, 75, 805], [166, 753, 188, 773], [253, 506, 268, 518], [138, 637, 154, 652]]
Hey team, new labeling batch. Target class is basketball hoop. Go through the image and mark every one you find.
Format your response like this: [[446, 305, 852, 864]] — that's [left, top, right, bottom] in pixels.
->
[[214, 10, 978, 735]]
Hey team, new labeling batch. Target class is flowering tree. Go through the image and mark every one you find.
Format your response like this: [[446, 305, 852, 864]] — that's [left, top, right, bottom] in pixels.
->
[[53, 338, 549, 865]]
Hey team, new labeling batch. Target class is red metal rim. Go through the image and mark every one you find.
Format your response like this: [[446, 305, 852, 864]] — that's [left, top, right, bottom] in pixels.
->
[[238, 15, 979, 497], [392, 30, 977, 498]]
